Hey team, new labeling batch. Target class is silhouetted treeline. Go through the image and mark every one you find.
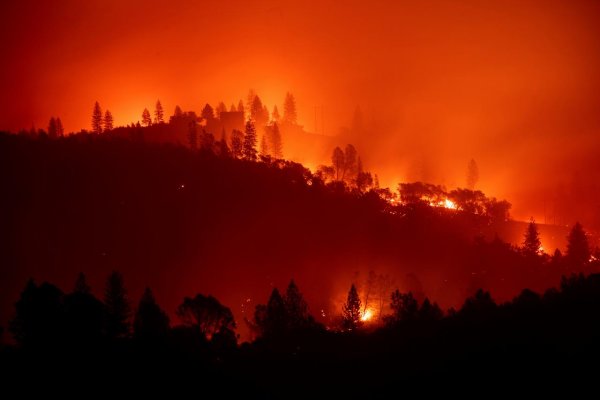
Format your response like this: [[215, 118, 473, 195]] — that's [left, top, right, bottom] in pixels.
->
[[3, 271, 600, 394], [1, 131, 598, 342]]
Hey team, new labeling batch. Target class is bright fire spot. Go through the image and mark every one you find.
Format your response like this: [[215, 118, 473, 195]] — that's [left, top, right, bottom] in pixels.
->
[[361, 309, 374, 322], [444, 199, 457, 210]]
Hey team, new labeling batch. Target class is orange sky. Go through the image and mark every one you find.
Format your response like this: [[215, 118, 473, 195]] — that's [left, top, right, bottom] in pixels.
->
[[2, 0, 600, 225]]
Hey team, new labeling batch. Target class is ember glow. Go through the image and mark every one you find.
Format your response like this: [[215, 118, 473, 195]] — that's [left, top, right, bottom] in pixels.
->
[[361, 309, 374, 322], [444, 199, 457, 210]]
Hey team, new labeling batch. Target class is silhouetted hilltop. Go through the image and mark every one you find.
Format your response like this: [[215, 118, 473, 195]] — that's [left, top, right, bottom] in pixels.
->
[[1, 132, 598, 342]]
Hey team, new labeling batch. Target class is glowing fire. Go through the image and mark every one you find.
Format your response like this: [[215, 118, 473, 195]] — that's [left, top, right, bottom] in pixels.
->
[[427, 198, 458, 210], [443, 199, 457, 210], [361, 309, 374, 322]]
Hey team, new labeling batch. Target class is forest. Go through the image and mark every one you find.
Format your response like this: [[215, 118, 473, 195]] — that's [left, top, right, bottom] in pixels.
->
[[1, 118, 600, 393]]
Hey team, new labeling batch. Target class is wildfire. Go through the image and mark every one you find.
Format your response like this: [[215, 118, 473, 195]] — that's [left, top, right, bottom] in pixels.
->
[[361, 309, 374, 322], [443, 199, 457, 210]]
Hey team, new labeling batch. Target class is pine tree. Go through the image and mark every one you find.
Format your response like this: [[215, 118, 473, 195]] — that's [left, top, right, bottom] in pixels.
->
[[332, 147, 345, 181], [237, 100, 245, 114], [272, 105, 280, 122], [230, 103, 236, 112], [270, 122, 283, 159], [48, 117, 57, 138], [92, 101, 103, 134], [74, 272, 91, 294], [142, 108, 152, 127], [242, 120, 257, 161], [283, 92, 297, 125], [284, 280, 308, 329], [154, 100, 164, 123], [173, 105, 183, 118], [250, 96, 267, 127], [104, 271, 131, 339], [231, 129, 244, 158], [56, 118, 64, 136], [201, 103, 214, 121], [522, 218, 542, 255], [260, 134, 269, 157], [103, 110, 114, 131], [343, 144, 358, 181], [390, 290, 419, 322], [566, 222, 590, 267], [342, 284, 362, 330], [216, 101, 227, 118], [134, 287, 169, 340], [266, 288, 287, 335]]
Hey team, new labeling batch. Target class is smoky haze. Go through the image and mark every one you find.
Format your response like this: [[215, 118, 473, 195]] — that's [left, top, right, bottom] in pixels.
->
[[2, 0, 600, 227]]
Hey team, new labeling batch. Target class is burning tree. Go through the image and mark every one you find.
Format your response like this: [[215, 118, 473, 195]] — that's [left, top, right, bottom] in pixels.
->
[[342, 284, 362, 330]]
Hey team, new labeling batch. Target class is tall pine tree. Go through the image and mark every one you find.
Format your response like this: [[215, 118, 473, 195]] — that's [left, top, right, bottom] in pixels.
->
[[242, 120, 257, 161], [92, 101, 103, 134], [104, 110, 114, 131], [566, 222, 590, 267], [342, 284, 362, 330], [283, 92, 297, 125], [142, 108, 152, 127], [154, 100, 164, 123], [522, 218, 542, 255], [104, 271, 131, 339]]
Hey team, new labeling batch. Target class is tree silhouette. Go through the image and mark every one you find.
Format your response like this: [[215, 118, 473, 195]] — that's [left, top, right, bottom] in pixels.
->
[[418, 298, 443, 321], [460, 289, 496, 315], [242, 120, 257, 161], [231, 129, 244, 158], [342, 284, 362, 330], [283, 92, 297, 125], [255, 288, 288, 337], [250, 96, 267, 127], [343, 144, 358, 182], [64, 273, 104, 344], [355, 157, 373, 193], [237, 99, 245, 114], [270, 122, 283, 159], [390, 290, 419, 322], [154, 100, 164, 123], [10, 279, 64, 347], [74, 272, 90, 294], [216, 101, 227, 117], [177, 293, 235, 340], [332, 147, 345, 181], [284, 280, 309, 330], [566, 222, 590, 267], [134, 287, 169, 341], [230, 103, 236, 112], [260, 134, 269, 157], [104, 271, 131, 339], [104, 110, 114, 131], [48, 117, 57, 138], [173, 105, 183, 118], [56, 117, 64, 136], [466, 158, 479, 190], [246, 89, 257, 111], [522, 218, 542, 255], [201, 103, 214, 121], [272, 105, 280, 122], [92, 101, 103, 134], [142, 108, 152, 127]]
